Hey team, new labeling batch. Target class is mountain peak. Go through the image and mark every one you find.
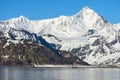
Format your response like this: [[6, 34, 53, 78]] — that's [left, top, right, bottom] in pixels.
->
[[74, 6, 108, 29], [19, 15, 26, 19], [81, 6, 92, 11], [75, 6, 96, 18], [13, 15, 30, 25], [18, 15, 29, 21]]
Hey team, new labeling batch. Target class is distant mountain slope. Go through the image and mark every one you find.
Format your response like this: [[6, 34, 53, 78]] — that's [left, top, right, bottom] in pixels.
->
[[0, 34, 88, 66]]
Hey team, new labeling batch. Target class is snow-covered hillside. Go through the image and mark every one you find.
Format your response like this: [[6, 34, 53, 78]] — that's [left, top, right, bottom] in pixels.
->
[[0, 6, 120, 66]]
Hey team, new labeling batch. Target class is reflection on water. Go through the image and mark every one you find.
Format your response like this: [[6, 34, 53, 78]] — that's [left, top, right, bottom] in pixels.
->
[[0, 66, 120, 80]]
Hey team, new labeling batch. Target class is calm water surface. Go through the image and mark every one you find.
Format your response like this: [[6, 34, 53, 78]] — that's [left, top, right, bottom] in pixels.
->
[[0, 66, 120, 80]]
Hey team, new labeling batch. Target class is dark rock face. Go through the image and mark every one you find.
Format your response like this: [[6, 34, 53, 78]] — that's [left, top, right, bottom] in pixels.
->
[[0, 37, 88, 66], [71, 34, 120, 65]]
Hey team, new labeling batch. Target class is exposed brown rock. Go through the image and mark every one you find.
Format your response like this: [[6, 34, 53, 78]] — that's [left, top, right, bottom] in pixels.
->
[[0, 38, 89, 66]]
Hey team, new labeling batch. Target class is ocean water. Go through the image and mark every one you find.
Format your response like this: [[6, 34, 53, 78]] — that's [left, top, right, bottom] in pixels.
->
[[0, 66, 120, 80]]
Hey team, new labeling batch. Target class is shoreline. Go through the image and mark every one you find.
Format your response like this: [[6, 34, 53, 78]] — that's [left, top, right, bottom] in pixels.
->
[[0, 64, 119, 68], [34, 64, 90, 68], [33, 64, 120, 68]]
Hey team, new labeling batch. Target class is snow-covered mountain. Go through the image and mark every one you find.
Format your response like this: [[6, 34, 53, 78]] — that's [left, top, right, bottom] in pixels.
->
[[0, 6, 120, 66]]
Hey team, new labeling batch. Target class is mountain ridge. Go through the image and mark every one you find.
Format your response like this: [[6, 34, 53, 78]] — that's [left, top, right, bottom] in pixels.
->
[[0, 6, 120, 66]]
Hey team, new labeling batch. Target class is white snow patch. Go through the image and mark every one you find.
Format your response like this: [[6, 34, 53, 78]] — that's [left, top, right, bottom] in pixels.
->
[[1, 55, 10, 61], [9, 40, 19, 44], [3, 41, 10, 48]]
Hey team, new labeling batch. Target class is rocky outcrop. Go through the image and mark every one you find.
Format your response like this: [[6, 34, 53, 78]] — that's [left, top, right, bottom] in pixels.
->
[[0, 36, 88, 66]]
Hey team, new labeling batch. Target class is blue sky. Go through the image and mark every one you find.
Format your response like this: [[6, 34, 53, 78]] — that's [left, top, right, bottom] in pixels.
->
[[0, 0, 120, 23]]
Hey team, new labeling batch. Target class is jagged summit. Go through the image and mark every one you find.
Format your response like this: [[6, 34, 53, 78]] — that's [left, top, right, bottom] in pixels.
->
[[75, 6, 94, 16], [14, 15, 30, 24], [19, 15, 26, 18], [4, 15, 29, 22], [74, 6, 108, 29], [18, 15, 29, 21]]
